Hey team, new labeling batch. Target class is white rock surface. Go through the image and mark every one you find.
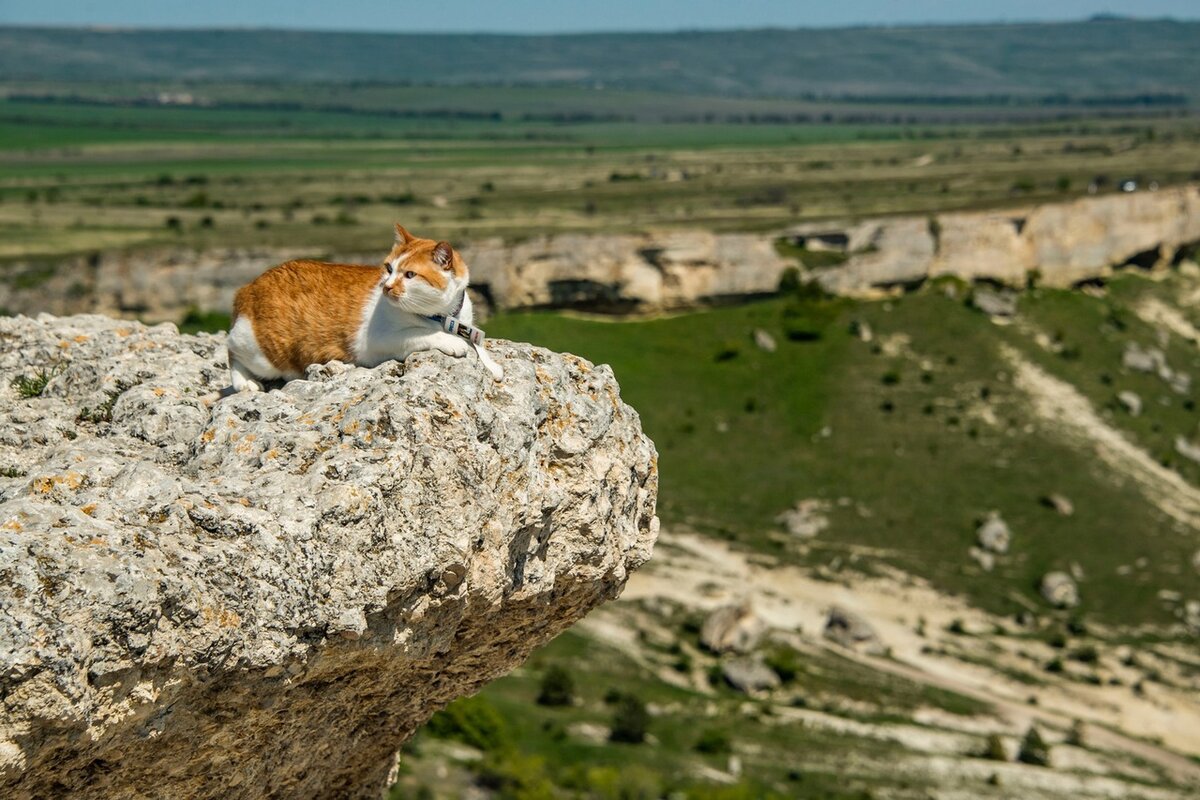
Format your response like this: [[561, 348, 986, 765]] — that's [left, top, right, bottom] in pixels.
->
[[699, 602, 766, 655], [1040, 572, 1080, 609], [0, 313, 658, 799]]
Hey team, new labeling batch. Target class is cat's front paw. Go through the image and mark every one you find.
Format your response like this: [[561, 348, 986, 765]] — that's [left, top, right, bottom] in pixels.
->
[[433, 333, 471, 358]]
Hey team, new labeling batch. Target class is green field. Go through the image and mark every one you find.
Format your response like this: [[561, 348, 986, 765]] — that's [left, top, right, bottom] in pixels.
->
[[3, 96, 1199, 262]]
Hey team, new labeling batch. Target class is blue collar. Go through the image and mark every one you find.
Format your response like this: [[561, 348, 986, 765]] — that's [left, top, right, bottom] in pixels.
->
[[427, 289, 485, 345]]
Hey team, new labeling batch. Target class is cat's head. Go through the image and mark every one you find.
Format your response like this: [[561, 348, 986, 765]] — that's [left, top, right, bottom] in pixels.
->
[[380, 224, 468, 314]]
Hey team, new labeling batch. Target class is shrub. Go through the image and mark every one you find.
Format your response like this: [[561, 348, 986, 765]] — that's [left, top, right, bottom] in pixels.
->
[[609, 693, 648, 744], [764, 645, 802, 683], [474, 751, 556, 800], [778, 266, 802, 294], [981, 733, 1008, 761], [1069, 645, 1099, 664], [695, 729, 732, 755], [714, 343, 740, 362], [536, 665, 575, 707], [1017, 726, 1051, 767], [424, 696, 509, 753]]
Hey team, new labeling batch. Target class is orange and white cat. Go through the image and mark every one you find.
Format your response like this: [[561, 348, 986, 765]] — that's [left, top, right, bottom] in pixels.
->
[[226, 224, 502, 391]]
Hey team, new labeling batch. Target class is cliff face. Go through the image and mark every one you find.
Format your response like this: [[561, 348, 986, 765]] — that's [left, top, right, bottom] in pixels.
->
[[1, 186, 1197, 320], [0, 314, 658, 799], [812, 184, 1200, 294]]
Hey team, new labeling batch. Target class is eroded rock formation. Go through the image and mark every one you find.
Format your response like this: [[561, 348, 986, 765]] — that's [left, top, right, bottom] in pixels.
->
[[1, 185, 1197, 319], [0, 314, 658, 799]]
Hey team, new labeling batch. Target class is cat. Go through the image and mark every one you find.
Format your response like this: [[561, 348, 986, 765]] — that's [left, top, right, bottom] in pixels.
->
[[226, 223, 503, 392]]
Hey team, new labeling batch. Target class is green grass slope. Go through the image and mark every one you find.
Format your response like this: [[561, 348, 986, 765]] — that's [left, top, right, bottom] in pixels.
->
[[488, 273, 1200, 629]]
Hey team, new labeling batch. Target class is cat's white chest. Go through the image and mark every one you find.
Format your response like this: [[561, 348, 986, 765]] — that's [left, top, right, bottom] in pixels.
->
[[353, 290, 430, 367]]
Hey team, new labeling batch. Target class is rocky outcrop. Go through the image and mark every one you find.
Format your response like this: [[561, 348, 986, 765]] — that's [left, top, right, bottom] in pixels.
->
[[0, 314, 658, 799], [0, 232, 794, 323], [1, 185, 1196, 319], [801, 184, 1200, 294], [823, 605, 883, 653], [699, 602, 766, 655], [1040, 572, 1080, 608]]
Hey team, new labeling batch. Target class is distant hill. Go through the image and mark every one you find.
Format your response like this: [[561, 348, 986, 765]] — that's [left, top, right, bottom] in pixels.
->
[[2, 19, 1198, 102]]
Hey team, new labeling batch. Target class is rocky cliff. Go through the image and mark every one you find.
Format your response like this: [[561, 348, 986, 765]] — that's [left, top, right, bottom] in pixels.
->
[[0, 314, 658, 799], [1, 186, 1197, 320], [806, 184, 1200, 294]]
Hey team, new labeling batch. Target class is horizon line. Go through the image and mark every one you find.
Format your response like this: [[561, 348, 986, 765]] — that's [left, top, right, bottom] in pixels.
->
[[0, 15, 1196, 38]]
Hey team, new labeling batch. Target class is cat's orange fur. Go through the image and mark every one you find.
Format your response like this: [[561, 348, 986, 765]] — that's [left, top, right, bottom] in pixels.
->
[[231, 228, 465, 374]]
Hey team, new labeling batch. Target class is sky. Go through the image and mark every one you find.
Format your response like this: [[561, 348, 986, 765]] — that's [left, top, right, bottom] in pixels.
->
[[0, 0, 1195, 33]]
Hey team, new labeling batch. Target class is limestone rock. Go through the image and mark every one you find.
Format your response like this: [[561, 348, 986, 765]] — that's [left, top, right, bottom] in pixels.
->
[[1040, 572, 1080, 608], [976, 513, 1011, 554], [1123, 343, 1165, 374], [971, 287, 1019, 318], [1175, 436, 1200, 465], [929, 212, 1032, 287], [815, 217, 934, 294], [720, 657, 781, 694], [0, 313, 658, 799], [1042, 493, 1075, 517], [1024, 188, 1195, 288], [775, 499, 830, 539], [968, 547, 996, 572], [2, 186, 1198, 320], [823, 605, 883, 652], [753, 328, 777, 353], [1117, 390, 1143, 416], [699, 602, 766, 655]]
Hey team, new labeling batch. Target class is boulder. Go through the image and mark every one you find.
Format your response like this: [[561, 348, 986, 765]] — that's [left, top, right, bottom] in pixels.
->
[[0, 313, 658, 799], [823, 606, 883, 652], [968, 547, 996, 572], [971, 287, 1019, 318], [699, 602, 767, 655], [775, 499, 830, 539], [1175, 436, 1200, 465], [1122, 343, 1166, 374], [720, 657, 781, 694], [976, 513, 1011, 554], [1117, 390, 1143, 416], [1040, 572, 1080, 608], [753, 329, 777, 353], [1042, 493, 1075, 517]]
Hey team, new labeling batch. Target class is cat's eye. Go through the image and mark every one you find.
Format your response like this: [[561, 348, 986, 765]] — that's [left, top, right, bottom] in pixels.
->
[[404, 271, 416, 279]]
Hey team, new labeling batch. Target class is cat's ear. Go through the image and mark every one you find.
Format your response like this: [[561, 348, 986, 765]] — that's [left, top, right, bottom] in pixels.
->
[[394, 224, 416, 246], [432, 241, 454, 269]]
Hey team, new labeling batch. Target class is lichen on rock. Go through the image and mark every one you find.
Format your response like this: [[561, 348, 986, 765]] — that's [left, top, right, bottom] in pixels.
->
[[0, 313, 658, 799]]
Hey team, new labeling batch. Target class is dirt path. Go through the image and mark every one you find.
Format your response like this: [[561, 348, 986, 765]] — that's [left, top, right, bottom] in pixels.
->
[[606, 529, 1200, 788], [1002, 344, 1200, 530]]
